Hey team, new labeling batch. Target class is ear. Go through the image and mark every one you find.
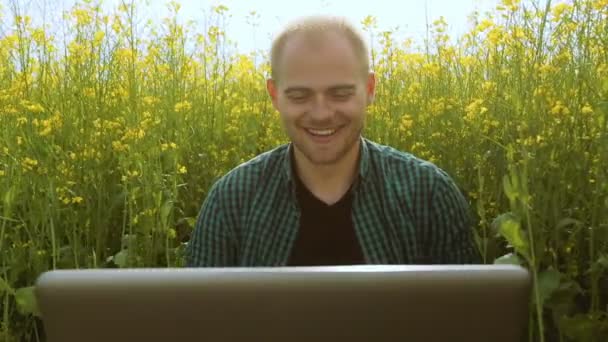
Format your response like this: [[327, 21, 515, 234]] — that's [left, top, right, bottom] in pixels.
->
[[365, 72, 376, 105], [267, 78, 279, 109]]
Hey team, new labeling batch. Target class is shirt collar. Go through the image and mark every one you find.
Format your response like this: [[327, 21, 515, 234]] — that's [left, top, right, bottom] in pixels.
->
[[282, 135, 371, 189]]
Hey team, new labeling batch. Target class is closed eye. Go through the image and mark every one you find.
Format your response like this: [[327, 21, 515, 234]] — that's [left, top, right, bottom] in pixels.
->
[[331, 91, 353, 100], [328, 85, 356, 101], [288, 93, 309, 103], [285, 88, 311, 103]]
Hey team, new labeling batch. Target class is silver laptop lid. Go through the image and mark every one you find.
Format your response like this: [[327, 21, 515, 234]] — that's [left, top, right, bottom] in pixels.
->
[[35, 265, 531, 342]]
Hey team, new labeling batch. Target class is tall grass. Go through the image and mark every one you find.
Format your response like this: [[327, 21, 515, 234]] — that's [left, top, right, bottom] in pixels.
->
[[0, 0, 607, 341]]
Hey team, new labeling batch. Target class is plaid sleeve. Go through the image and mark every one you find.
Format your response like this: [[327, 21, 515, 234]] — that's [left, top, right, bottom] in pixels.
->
[[185, 179, 237, 267], [429, 168, 481, 264]]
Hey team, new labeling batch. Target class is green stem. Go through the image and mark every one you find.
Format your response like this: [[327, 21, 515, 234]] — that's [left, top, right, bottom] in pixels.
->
[[526, 207, 544, 342], [2, 266, 10, 341], [165, 234, 171, 267], [50, 216, 57, 270], [0, 218, 6, 260], [73, 225, 79, 269], [33, 317, 40, 342], [589, 178, 600, 314]]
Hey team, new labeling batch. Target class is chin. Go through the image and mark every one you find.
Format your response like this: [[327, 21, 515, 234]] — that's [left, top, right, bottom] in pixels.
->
[[296, 138, 358, 166], [306, 153, 343, 166]]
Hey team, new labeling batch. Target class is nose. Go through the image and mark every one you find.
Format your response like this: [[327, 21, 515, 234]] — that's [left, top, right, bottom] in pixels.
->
[[309, 94, 333, 120]]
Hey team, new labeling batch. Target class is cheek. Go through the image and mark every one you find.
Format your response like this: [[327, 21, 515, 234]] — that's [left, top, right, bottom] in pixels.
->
[[339, 100, 366, 118], [278, 105, 303, 126], [278, 101, 308, 120]]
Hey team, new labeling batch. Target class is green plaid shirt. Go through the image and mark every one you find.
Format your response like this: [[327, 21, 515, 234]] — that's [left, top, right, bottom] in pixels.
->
[[186, 137, 480, 266]]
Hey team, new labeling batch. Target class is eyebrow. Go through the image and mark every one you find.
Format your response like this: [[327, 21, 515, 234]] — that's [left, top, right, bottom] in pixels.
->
[[284, 87, 311, 95], [327, 84, 356, 92], [284, 84, 356, 94]]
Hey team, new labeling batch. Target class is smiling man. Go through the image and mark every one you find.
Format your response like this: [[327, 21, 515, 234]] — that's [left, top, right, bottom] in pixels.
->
[[186, 16, 481, 267]]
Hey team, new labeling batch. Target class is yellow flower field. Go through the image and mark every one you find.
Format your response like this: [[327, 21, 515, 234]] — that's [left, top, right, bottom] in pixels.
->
[[0, 0, 607, 341]]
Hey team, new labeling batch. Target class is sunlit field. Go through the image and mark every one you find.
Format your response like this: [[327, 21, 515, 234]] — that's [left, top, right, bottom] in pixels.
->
[[0, 0, 607, 340]]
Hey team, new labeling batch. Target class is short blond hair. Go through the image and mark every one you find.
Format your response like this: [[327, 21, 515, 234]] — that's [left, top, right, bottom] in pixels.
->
[[269, 16, 370, 82]]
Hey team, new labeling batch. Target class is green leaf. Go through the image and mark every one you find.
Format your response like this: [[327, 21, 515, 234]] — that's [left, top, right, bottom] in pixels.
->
[[598, 254, 608, 268], [559, 314, 602, 341], [494, 253, 523, 265], [545, 280, 581, 321], [15, 286, 40, 317], [3, 186, 16, 217], [0, 276, 15, 296], [113, 250, 128, 268], [589, 254, 608, 274], [491, 212, 517, 237], [121, 234, 137, 248], [555, 217, 582, 231], [537, 268, 561, 305], [160, 200, 173, 227], [498, 215, 529, 260], [502, 175, 517, 202]]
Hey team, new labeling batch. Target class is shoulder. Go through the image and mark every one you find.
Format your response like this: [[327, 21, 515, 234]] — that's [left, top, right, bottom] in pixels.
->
[[364, 138, 462, 198], [365, 138, 441, 181], [210, 143, 289, 197]]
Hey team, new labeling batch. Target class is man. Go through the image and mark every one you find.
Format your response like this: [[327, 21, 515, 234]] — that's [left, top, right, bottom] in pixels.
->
[[186, 16, 480, 267]]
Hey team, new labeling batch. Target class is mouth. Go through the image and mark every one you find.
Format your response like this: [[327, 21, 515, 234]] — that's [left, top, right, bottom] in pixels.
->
[[303, 125, 344, 143]]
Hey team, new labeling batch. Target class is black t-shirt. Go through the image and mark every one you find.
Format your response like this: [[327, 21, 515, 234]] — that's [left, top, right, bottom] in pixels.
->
[[287, 167, 365, 266]]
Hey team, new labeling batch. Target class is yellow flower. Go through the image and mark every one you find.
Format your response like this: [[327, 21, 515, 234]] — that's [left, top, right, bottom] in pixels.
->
[[160, 142, 177, 151], [482, 81, 497, 94], [465, 99, 485, 121], [0, 170, 5, 177], [39, 122, 53, 136], [592, 0, 608, 11], [111, 16, 122, 33], [26, 103, 44, 113], [476, 19, 494, 32], [174, 101, 192, 113], [581, 105, 594, 114], [143, 96, 160, 106], [178, 165, 187, 174], [72, 8, 92, 26], [93, 31, 105, 46], [551, 101, 570, 115], [399, 115, 414, 135], [83, 87, 95, 98], [17, 117, 28, 126], [460, 56, 475, 68], [112, 140, 129, 152], [501, 0, 521, 11], [21, 157, 38, 171], [72, 196, 84, 204], [167, 228, 177, 239], [127, 170, 140, 178], [487, 27, 505, 45], [551, 3, 572, 22]]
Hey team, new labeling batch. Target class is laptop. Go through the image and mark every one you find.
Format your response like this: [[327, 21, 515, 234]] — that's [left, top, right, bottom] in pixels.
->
[[34, 264, 531, 342]]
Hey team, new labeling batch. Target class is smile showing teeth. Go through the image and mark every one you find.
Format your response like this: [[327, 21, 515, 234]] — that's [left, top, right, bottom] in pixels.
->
[[307, 128, 337, 136]]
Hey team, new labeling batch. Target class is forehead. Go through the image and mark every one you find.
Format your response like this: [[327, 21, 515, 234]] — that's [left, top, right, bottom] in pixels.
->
[[276, 31, 363, 90]]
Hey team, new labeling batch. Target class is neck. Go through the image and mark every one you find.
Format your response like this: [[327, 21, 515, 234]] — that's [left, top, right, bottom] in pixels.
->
[[292, 138, 361, 205]]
